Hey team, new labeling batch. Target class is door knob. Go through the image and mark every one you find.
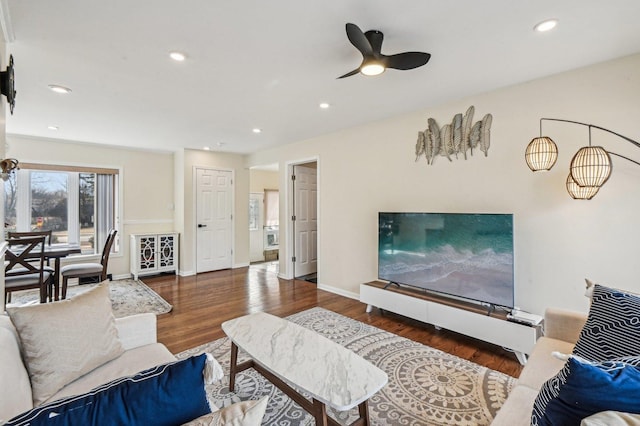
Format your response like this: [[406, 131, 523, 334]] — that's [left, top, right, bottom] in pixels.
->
[[198, 224, 207, 228]]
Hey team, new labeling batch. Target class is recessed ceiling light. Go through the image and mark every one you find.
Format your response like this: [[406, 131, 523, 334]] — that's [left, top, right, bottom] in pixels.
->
[[169, 51, 186, 61], [216, 142, 225, 147], [203, 146, 210, 151], [252, 128, 262, 134], [48, 125, 59, 130], [319, 102, 330, 109], [534, 19, 558, 32], [48, 85, 72, 94]]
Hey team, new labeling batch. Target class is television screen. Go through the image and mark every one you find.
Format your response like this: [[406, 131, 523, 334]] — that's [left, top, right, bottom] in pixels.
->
[[378, 212, 514, 308]]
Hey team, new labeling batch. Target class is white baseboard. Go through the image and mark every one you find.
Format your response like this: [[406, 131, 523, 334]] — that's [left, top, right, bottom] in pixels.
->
[[317, 283, 360, 301], [179, 269, 196, 277], [113, 273, 132, 280]]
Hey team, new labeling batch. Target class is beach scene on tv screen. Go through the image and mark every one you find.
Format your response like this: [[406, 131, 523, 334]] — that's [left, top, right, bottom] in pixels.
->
[[379, 213, 514, 307]]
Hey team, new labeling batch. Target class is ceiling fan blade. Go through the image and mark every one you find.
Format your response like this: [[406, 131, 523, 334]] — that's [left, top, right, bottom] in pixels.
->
[[384, 52, 431, 70], [345, 23, 373, 56], [337, 68, 361, 79]]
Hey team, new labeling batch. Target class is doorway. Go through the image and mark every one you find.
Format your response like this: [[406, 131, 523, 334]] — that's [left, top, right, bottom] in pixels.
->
[[195, 168, 233, 273], [291, 162, 318, 282]]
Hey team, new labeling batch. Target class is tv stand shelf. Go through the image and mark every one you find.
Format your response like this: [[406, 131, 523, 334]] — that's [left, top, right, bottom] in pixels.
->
[[360, 281, 541, 365]]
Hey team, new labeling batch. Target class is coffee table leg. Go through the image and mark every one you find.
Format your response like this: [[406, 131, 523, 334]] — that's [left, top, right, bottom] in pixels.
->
[[358, 401, 370, 426], [312, 398, 329, 426], [229, 342, 238, 391]]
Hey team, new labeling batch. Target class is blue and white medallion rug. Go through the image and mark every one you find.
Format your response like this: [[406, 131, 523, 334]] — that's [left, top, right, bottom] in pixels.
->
[[177, 307, 515, 426]]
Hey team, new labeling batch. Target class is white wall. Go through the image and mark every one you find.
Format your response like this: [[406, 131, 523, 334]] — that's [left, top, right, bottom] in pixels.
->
[[5, 135, 175, 278], [247, 53, 640, 315]]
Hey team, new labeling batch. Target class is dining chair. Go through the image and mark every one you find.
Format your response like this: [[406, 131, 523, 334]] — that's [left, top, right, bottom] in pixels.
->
[[8, 230, 57, 297], [5, 236, 53, 304], [7, 230, 53, 247], [60, 229, 117, 299]]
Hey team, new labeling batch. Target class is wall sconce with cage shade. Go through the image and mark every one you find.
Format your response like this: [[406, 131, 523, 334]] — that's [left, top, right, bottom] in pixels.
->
[[525, 118, 639, 200], [0, 158, 19, 181]]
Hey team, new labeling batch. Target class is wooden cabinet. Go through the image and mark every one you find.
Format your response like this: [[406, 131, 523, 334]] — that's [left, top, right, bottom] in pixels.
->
[[130, 233, 179, 280]]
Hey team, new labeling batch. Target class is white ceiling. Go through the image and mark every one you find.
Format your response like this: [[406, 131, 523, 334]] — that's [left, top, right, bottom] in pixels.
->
[[4, 0, 640, 154]]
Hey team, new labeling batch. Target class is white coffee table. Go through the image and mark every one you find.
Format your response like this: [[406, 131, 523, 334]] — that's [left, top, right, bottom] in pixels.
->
[[222, 312, 388, 426]]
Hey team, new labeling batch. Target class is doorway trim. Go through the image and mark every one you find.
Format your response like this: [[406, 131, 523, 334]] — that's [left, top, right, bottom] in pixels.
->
[[284, 156, 320, 281], [192, 166, 236, 273]]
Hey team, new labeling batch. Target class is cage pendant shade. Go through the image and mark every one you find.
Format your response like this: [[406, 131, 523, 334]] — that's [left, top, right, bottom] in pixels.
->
[[569, 146, 612, 187], [566, 173, 599, 200], [525, 137, 558, 171]]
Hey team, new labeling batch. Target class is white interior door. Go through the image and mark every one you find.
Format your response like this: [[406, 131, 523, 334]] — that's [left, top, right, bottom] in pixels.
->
[[249, 192, 265, 262], [196, 168, 233, 272], [293, 164, 317, 277]]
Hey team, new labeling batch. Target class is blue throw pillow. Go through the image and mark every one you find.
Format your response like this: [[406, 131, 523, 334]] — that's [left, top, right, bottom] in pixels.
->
[[531, 356, 640, 426], [573, 284, 640, 361], [6, 354, 211, 426]]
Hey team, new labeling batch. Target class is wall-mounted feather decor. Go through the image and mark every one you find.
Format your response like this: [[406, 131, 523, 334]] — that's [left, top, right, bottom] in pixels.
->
[[415, 106, 492, 165]]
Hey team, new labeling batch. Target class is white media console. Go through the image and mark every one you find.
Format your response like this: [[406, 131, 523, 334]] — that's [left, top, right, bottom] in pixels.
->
[[360, 282, 542, 365]]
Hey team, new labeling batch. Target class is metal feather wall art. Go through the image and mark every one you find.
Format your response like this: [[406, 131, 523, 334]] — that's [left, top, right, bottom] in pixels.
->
[[415, 106, 493, 165]]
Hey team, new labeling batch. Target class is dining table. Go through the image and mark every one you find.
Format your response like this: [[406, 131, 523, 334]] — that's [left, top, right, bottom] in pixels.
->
[[6, 243, 82, 303]]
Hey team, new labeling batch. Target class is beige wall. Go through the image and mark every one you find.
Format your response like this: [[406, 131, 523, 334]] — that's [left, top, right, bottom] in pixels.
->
[[250, 169, 278, 193], [177, 149, 250, 275], [0, 41, 6, 304], [247, 53, 640, 315], [5, 135, 175, 278]]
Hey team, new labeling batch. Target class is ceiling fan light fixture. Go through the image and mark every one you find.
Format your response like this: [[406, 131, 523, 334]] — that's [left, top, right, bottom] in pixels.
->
[[360, 62, 385, 76]]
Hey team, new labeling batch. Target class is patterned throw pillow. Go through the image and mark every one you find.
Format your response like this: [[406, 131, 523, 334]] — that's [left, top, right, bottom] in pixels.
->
[[531, 356, 640, 426], [5, 354, 212, 426], [572, 284, 640, 361]]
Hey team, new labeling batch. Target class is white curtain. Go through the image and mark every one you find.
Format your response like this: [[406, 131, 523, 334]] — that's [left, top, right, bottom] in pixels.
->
[[264, 190, 279, 227], [96, 174, 115, 251]]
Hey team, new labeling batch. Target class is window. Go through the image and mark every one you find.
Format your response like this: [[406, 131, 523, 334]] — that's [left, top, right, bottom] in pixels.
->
[[248, 198, 260, 231], [4, 163, 119, 254]]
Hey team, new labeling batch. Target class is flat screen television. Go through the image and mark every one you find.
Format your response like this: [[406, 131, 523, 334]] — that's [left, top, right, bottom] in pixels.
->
[[378, 212, 514, 308]]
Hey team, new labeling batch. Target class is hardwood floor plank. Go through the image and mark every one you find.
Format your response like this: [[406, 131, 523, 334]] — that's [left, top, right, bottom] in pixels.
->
[[143, 266, 523, 377]]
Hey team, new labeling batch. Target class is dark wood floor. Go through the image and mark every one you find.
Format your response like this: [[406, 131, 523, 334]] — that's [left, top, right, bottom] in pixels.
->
[[143, 265, 523, 378]]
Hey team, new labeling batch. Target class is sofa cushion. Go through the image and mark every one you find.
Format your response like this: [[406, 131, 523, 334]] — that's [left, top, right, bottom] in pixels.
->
[[5, 354, 212, 426], [517, 336, 575, 390], [490, 385, 539, 426], [532, 356, 640, 426], [0, 327, 32, 423], [573, 284, 640, 361], [6, 283, 124, 405], [182, 396, 269, 426], [581, 411, 640, 426], [44, 342, 175, 404]]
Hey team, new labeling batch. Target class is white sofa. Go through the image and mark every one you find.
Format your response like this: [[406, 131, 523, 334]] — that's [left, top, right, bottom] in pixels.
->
[[492, 308, 640, 425], [0, 312, 178, 422]]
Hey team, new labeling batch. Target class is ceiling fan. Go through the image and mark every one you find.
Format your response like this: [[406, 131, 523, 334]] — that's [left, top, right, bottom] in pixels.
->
[[338, 23, 431, 79]]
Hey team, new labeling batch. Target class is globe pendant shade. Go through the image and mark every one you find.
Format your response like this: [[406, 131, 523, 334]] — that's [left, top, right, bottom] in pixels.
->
[[525, 137, 558, 171], [569, 146, 612, 187], [566, 173, 599, 200]]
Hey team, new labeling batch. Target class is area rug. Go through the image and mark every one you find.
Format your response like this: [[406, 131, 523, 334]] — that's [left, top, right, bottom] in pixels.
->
[[7, 279, 173, 317], [177, 307, 516, 426]]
